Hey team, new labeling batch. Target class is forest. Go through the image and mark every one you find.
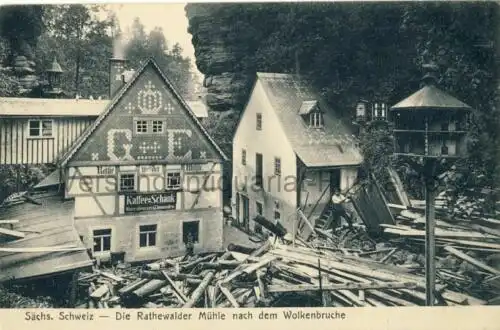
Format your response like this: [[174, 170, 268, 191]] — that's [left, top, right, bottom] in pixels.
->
[[186, 2, 500, 202]]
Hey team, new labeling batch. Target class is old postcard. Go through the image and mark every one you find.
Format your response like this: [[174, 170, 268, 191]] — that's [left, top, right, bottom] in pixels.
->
[[0, 1, 498, 329]]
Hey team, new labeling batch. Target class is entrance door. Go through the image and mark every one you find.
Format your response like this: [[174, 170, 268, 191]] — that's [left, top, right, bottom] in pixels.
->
[[330, 169, 341, 194], [255, 153, 263, 187], [241, 195, 250, 231]]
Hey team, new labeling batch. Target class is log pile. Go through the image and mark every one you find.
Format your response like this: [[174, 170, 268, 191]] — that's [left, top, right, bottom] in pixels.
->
[[76, 224, 499, 308], [379, 205, 500, 305]]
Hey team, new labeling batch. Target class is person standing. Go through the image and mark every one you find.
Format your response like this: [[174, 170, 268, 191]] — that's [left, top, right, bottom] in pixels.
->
[[331, 189, 353, 228]]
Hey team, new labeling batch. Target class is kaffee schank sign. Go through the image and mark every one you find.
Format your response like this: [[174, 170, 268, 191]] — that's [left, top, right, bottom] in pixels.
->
[[124, 192, 176, 212]]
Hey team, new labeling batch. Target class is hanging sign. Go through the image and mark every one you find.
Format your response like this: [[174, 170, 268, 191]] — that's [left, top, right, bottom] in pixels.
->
[[124, 192, 176, 212]]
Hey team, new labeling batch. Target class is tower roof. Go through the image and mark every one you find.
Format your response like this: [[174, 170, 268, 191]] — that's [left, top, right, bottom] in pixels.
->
[[46, 58, 63, 73], [391, 85, 472, 111]]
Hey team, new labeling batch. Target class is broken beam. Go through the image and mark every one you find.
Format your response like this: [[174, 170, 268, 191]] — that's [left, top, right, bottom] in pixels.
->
[[183, 271, 215, 308], [161, 270, 188, 304], [266, 281, 417, 293], [219, 285, 240, 308], [444, 245, 500, 275]]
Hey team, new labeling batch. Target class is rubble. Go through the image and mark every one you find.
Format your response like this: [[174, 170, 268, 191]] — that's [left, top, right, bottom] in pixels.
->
[[75, 217, 499, 308]]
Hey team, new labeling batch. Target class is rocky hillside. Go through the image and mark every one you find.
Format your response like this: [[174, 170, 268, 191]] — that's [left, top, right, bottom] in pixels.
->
[[186, 2, 500, 194], [186, 2, 497, 114]]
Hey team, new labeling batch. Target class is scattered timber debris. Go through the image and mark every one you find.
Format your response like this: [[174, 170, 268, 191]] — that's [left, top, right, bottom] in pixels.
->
[[75, 220, 499, 308]]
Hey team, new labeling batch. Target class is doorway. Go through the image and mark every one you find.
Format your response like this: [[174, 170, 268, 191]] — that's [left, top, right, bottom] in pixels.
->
[[330, 169, 341, 194]]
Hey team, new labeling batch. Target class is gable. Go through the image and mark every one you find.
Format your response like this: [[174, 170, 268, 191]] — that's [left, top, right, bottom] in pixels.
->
[[68, 62, 223, 165]]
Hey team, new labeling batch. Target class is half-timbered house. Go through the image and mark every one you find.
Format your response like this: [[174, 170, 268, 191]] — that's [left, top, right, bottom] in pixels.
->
[[0, 57, 227, 266], [57, 58, 227, 263]]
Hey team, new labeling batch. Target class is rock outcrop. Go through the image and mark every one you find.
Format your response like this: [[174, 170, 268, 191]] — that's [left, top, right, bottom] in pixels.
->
[[186, 3, 263, 112]]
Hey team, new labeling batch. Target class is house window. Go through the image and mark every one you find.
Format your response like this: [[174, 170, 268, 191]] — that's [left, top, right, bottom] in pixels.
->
[[309, 112, 323, 128], [242, 149, 247, 165], [119, 173, 136, 191], [136, 120, 148, 133], [93, 229, 111, 253], [255, 153, 263, 187], [274, 211, 281, 220], [166, 172, 181, 190], [256, 202, 263, 215], [256, 113, 262, 131], [152, 120, 164, 133], [29, 120, 53, 137], [139, 224, 157, 248], [274, 157, 281, 176], [441, 143, 449, 155], [182, 220, 200, 245]]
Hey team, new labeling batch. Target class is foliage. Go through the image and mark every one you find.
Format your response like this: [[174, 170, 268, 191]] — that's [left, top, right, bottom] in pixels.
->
[[358, 124, 395, 185], [0, 164, 53, 202], [34, 5, 115, 98], [0, 285, 54, 308], [0, 5, 45, 60], [202, 110, 238, 158], [123, 17, 195, 98]]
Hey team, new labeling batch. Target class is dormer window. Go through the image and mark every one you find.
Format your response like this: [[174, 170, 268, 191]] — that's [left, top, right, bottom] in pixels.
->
[[309, 112, 323, 128], [299, 100, 323, 128]]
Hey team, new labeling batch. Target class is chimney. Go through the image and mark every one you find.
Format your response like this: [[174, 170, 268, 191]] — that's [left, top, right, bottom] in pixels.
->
[[109, 57, 126, 98]]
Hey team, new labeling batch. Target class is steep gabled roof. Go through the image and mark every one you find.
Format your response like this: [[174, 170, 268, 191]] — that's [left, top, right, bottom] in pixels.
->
[[256, 72, 362, 167], [59, 58, 227, 167]]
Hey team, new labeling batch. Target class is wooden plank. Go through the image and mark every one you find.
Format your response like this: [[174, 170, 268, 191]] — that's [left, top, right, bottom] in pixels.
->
[[98, 271, 125, 283], [383, 227, 495, 239], [118, 279, 150, 296], [266, 281, 416, 293], [0, 219, 19, 224], [368, 289, 417, 306], [132, 279, 167, 298], [90, 285, 109, 299], [269, 248, 437, 291], [219, 285, 240, 307], [161, 270, 188, 304], [437, 238, 500, 250], [0, 246, 85, 253], [242, 256, 277, 275], [183, 271, 215, 308], [444, 246, 500, 275], [380, 248, 398, 263], [0, 227, 25, 239], [297, 208, 315, 232]]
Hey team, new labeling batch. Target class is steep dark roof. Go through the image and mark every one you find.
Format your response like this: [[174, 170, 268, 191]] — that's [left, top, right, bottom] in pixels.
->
[[59, 58, 227, 167], [391, 85, 472, 111], [256, 72, 362, 167], [0, 191, 92, 282]]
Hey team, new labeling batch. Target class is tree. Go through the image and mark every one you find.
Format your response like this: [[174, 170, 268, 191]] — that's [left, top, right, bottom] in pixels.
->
[[0, 5, 45, 62], [187, 2, 499, 196], [124, 17, 195, 98], [36, 5, 116, 98]]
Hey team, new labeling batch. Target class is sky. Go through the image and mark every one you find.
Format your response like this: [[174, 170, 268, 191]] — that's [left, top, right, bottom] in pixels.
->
[[103, 3, 199, 74]]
